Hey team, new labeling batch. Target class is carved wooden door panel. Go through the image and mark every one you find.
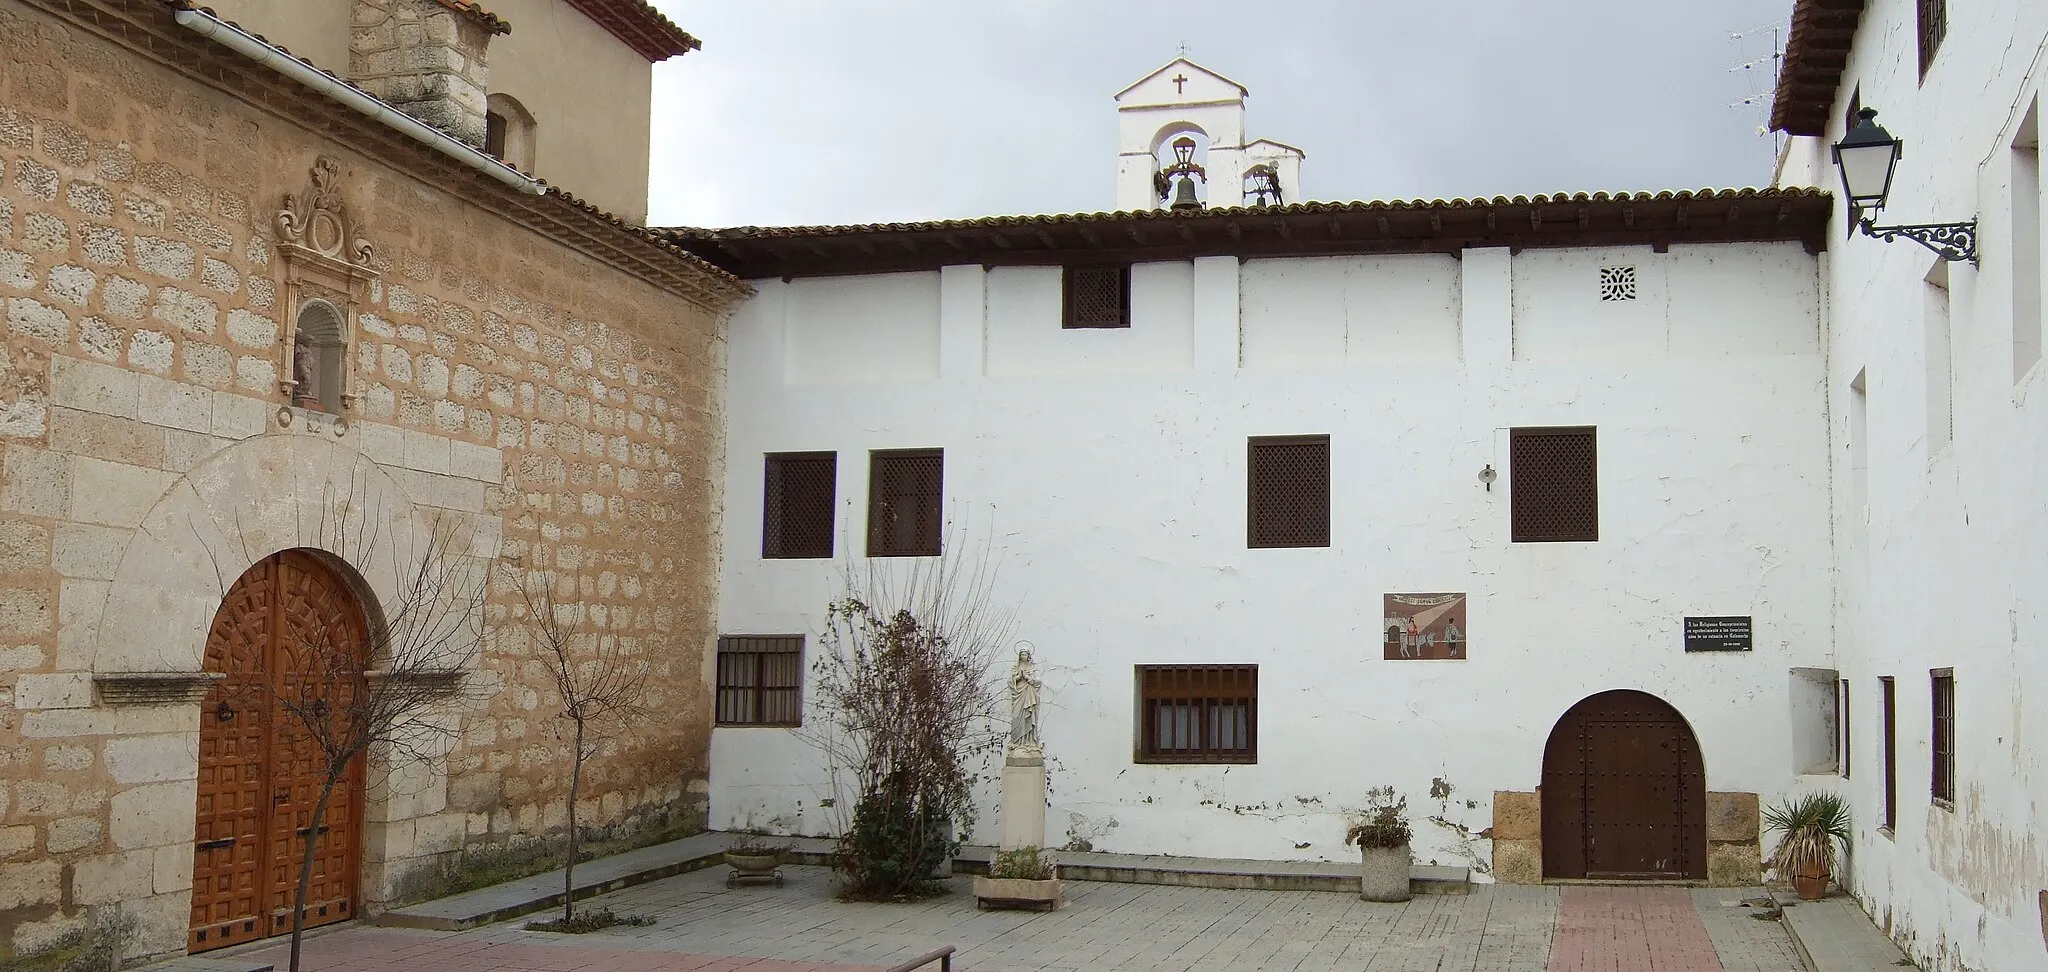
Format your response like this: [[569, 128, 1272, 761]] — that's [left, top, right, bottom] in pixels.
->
[[1541, 690, 1706, 881], [191, 551, 367, 953]]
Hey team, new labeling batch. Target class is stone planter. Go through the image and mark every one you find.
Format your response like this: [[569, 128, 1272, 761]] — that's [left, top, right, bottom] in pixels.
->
[[973, 875, 1062, 911], [725, 851, 783, 888], [1359, 844, 1412, 902]]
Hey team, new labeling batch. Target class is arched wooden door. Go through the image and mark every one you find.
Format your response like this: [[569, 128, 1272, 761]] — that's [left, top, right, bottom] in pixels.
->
[[190, 550, 369, 952], [1541, 689, 1706, 880]]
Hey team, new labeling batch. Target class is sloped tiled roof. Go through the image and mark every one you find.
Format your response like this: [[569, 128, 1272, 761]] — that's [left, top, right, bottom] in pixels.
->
[[1770, 0, 1866, 136], [662, 187, 1835, 280], [564, 0, 701, 61], [433, 0, 513, 36]]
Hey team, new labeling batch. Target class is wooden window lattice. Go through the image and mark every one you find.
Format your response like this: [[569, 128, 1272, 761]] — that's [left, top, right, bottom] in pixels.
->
[[1137, 665, 1257, 763], [762, 452, 836, 559], [1931, 669, 1954, 806], [1510, 427, 1599, 542], [867, 449, 943, 557], [1247, 436, 1330, 548], [1064, 265, 1131, 329], [715, 636, 803, 726], [1917, 0, 1946, 76]]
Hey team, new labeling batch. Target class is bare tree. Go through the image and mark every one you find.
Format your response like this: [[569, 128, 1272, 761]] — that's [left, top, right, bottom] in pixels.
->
[[522, 573, 648, 924], [201, 475, 486, 972], [799, 524, 1013, 900]]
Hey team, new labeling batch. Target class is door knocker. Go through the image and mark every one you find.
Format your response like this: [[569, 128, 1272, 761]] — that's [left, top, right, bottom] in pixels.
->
[[216, 700, 236, 723]]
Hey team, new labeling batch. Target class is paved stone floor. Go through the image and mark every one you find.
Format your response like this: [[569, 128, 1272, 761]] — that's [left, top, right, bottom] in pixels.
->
[[239, 866, 1806, 972]]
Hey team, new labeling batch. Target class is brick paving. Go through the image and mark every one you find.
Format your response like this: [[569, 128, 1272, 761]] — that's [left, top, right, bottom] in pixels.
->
[[225, 866, 1803, 972]]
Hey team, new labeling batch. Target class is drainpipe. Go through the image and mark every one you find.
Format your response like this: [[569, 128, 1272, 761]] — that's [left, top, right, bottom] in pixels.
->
[[172, 6, 546, 196]]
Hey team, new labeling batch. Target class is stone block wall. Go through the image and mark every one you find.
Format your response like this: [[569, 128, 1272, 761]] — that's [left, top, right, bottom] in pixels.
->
[[1489, 789, 1761, 886], [350, 0, 497, 148], [0, 1, 735, 962]]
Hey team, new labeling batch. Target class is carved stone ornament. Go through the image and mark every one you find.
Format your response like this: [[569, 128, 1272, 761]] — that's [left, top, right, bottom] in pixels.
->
[[278, 156, 375, 269], [94, 671, 225, 705]]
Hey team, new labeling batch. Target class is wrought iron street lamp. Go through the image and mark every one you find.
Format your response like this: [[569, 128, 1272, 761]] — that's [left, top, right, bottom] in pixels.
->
[[1831, 108, 1977, 264]]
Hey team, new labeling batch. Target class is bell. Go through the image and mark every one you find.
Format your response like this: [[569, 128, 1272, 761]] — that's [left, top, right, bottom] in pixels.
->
[[1169, 175, 1202, 212]]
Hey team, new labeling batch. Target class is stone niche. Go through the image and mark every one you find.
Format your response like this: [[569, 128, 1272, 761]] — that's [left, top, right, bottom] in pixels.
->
[[1490, 789, 1760, 886], [348, 0, 508, 148]]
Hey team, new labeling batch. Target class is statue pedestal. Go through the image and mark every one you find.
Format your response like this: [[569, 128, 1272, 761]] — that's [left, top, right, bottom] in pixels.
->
[[999, 747, 1047, 852]]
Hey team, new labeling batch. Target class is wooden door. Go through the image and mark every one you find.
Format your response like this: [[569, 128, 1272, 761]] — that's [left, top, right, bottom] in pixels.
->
[[190, 551, 368, 952], [1541, 690, 1705, 881]]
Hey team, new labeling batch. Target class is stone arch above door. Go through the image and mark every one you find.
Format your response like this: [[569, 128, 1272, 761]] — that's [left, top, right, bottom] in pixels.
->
[[89, 433, 430, 679]]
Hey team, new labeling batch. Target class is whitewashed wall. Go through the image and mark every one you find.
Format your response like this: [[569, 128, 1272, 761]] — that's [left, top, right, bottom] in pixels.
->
[[1775, 1, 2048, 968], [710, 242, 1830, 878]]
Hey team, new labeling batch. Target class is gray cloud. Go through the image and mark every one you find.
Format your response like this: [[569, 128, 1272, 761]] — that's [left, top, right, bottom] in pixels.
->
[[647, 1, 1794, 228]]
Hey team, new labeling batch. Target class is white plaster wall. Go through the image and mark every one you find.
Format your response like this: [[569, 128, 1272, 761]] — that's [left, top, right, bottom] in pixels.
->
[[1785, 2, 2048, 969], [783, 273, 941, 384], [712, 242, 1830, 879], [1240, 254, 1461, 368]]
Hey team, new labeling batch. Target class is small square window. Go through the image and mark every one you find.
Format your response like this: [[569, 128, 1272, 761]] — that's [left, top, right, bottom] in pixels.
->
[[715, 636, 803, 726], [867, 449, 943, 557], [762, 452, 836, 559], [1136, 665, 1257, 763], [1510, 427, 1598, 542], [1063, 265, 1131, 328], [1247, 436, 1330, 548]]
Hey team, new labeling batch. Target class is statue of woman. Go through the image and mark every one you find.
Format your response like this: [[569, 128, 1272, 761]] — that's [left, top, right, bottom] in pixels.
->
[[1008, 648, 1041, 748]]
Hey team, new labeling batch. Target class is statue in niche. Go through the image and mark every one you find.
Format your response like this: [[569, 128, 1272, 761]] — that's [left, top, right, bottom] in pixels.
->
[[1008, 647, 1041, 751], [291, 337, 319, 408]]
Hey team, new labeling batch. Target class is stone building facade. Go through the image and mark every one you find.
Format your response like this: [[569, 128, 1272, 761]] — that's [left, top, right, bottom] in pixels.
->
[[0, 0, 743, 962]]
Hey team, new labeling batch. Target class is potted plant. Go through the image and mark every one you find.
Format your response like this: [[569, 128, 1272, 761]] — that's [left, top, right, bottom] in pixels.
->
[[1345, 786, 1412, 902], [1764, 792, 1851, 900], [724, 833, 791, 888], [973, 845, 1061, 911]]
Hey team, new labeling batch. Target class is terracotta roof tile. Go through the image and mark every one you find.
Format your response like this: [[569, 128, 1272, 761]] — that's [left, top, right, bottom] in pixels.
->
[[1770, 0, 1866, 136], [433, 0, 513, 36], [564, 0, 701, 62], [661, 187, 1835, 280]]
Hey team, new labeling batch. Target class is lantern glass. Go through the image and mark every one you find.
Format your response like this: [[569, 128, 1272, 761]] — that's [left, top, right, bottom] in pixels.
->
[[1831, 109, 1902, 212]]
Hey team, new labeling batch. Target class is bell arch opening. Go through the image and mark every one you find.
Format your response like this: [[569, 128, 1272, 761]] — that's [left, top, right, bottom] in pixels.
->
[[1540, 688, 1707, 881]]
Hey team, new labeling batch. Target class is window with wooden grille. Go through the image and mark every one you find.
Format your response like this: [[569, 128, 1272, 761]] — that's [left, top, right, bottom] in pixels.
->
[[867, 449, 943, 557], [1880, 676, 1897, 831], [1931, 668, 1954, 807], [1136, 665, 1257, 763], [1063, 265, 1131, 329], [1917, 0, 1946, 77], [715, 636, 803, 726], [762, 452, 836, 559], [1510, 426, 1598, 542], [1247, 435, 1330, 548], [1839, 678, 1851, 779]]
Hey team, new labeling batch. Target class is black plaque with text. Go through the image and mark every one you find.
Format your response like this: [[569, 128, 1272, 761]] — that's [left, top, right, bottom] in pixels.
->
[[1684, 616, 1752, 652]]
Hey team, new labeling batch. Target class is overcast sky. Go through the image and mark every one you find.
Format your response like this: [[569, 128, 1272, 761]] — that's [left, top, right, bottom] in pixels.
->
[[645, 1, 1795, 229]]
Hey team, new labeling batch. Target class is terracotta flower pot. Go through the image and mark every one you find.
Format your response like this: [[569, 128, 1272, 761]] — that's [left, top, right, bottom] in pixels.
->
[[1792, 870, 1829, 901]]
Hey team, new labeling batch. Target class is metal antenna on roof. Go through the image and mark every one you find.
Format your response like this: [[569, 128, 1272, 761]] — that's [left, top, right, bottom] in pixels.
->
[[1726, 24, 1785, 166], [1177, 41, 1189, 57]]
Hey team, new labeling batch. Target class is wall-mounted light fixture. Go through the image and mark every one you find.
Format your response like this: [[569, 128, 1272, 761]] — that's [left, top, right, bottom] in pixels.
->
[[1479, 464, 1497, 491], [1832, 108, 1977, 264]]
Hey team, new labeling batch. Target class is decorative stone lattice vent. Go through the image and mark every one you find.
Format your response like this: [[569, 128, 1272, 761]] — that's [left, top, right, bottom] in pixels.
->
[[1598, 265, 1637, 301]]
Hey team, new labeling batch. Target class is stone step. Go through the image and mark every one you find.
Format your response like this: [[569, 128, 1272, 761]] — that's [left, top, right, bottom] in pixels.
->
[[1770, 891, 1916, 972], [378, 830, 1473, 930], [136, 957, 274, 972]]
